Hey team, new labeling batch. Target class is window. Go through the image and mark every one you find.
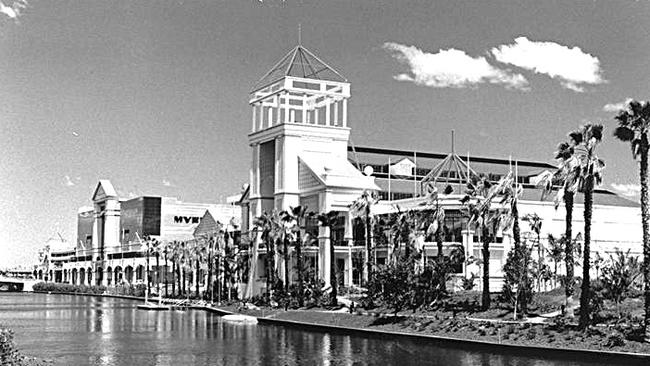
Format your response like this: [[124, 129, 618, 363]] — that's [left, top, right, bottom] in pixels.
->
[[352, 217, 365, 246], [442, 210, 465, 242]]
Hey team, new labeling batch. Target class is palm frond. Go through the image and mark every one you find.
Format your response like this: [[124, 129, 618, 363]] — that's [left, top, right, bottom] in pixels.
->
[[613, 125, 635, 142]]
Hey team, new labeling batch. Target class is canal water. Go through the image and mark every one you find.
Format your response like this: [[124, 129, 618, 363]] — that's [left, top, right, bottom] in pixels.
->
[[0, 293, 630, 366]]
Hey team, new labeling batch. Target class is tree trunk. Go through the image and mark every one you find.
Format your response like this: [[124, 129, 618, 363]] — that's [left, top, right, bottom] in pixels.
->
[[296, 230, 304, 307], [195, 258, 200, 299], [222, 256, 227, 302], [436, 224, 445, 293], [171, 259, 176, 297], [164, 251, 169, 298], [155, 252, 160, 296], [146, 246, 151, 298], [207, 247, 213, 303], [181, 266, 186, 297], [564, 190, 575, 316], [580, 176, 594, 329], [265, 240, 271, 302], [283, 237, 289, 293], [365, 207, 372, 285], [481, 224, 491, 311], [330, 228, 338, 306], [512, 201, 521, 250], [639, 138, 650, 342], [511, 201, 527, 315]]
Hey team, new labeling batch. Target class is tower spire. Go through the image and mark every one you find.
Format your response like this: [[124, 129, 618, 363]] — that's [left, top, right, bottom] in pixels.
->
[[451, 130, 455, 154], [298, 23, 302, 46]]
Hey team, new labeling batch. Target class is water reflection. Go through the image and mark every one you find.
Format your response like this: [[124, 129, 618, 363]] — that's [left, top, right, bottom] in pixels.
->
[[0, 293, 634, 366]]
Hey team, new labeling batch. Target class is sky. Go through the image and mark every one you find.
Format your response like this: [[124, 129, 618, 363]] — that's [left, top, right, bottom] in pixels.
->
[[1, 0, 649, 268]]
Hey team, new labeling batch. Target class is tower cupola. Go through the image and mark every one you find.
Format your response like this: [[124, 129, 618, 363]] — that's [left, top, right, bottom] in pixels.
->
[[249, 45, 350, 132]]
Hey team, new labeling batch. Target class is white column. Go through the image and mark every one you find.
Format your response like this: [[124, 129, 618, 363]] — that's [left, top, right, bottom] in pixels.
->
[[333, 100, 339, 126], [342, 99, 348, 127], [325, 98, 331, 126], [267, 106, 273, 128], [284, 93, 290, 123], [302, 96, 307, 124], [252, 105, 257, 132], [347, 244, 353, 287], [319, 226, 330, 285]]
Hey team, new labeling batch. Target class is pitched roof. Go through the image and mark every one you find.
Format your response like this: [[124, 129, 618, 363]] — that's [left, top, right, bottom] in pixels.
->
[[251, 45, 347, 93], [92, 180, 118, 202], [299, 152, 379, 191]]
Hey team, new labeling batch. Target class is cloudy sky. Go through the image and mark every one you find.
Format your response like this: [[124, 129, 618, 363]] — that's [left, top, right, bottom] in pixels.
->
[[1, 0, 649, 267]]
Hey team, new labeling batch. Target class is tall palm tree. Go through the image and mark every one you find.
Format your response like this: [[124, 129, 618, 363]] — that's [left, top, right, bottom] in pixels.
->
[[253, 212, 281, 301], [170, 241, 178, 296], [317, 210, 341, 306], [204, 234, 214, 302], [350, 190, 378, 285], [613, 99, 650, 342], [151, 238, 162, 296], [462, 173, 511, 310], [162, 241, 170, 298], [523, 213, 543, 290], [546, 234, 565, 289], [280, 206, 309, 307], [540, 140, 582, 315], [569, 123, 605, 329]]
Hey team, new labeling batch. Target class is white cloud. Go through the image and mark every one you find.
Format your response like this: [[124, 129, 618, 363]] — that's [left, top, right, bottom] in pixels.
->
[[491, 36, 604, 92], [0, 1, 27, 20], [383, 42, 529, 90], [603, 98, 633, 112], [128, 191, 138, 198], [611, 183, 640, 198], [162, 179, 172, 187], [63, 175, 75, 187]]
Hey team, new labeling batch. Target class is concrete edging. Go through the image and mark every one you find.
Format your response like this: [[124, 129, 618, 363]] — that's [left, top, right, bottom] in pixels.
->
[[257, 316, 650, 364]]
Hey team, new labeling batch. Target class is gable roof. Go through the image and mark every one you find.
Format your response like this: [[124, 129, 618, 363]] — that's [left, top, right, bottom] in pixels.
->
[[251, 45, 347, 93], [92, 180, 118, 202], [193, 205, 242, 237]]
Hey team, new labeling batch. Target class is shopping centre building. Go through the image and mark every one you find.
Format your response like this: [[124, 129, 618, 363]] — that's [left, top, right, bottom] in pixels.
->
[[41, 180, 240, 287], [239, 44, 642, 295], [39, 44, 642, 296]]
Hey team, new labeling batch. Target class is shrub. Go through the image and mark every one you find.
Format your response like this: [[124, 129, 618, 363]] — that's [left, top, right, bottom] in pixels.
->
[[604, 333, 625, 348], [501, 241, 534, 317], [1, 327, 49, 365], [526, 327, 537, 340], [600, 249, 642, 319], [461, 273, 477, 291]]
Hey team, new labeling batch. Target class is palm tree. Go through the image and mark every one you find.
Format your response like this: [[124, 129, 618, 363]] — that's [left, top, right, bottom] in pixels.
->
[[523, 213, 543, 290], [388, 210, 414, 262], [546, 234, 565, 289], [280, 206, 309, 307], [317, 210, 341, 306], [162, 241, 170, 297], [350, 190, 377, 285], [568, 123, 605, 329], [612, 99, 650, 341], [151, 238, 162, 296], [462, 174, 511, 310], [540, 140, 581, 315], [222, 226, 241, 302], [170, 241, 178, 296], [253, 212, 281, 302]]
